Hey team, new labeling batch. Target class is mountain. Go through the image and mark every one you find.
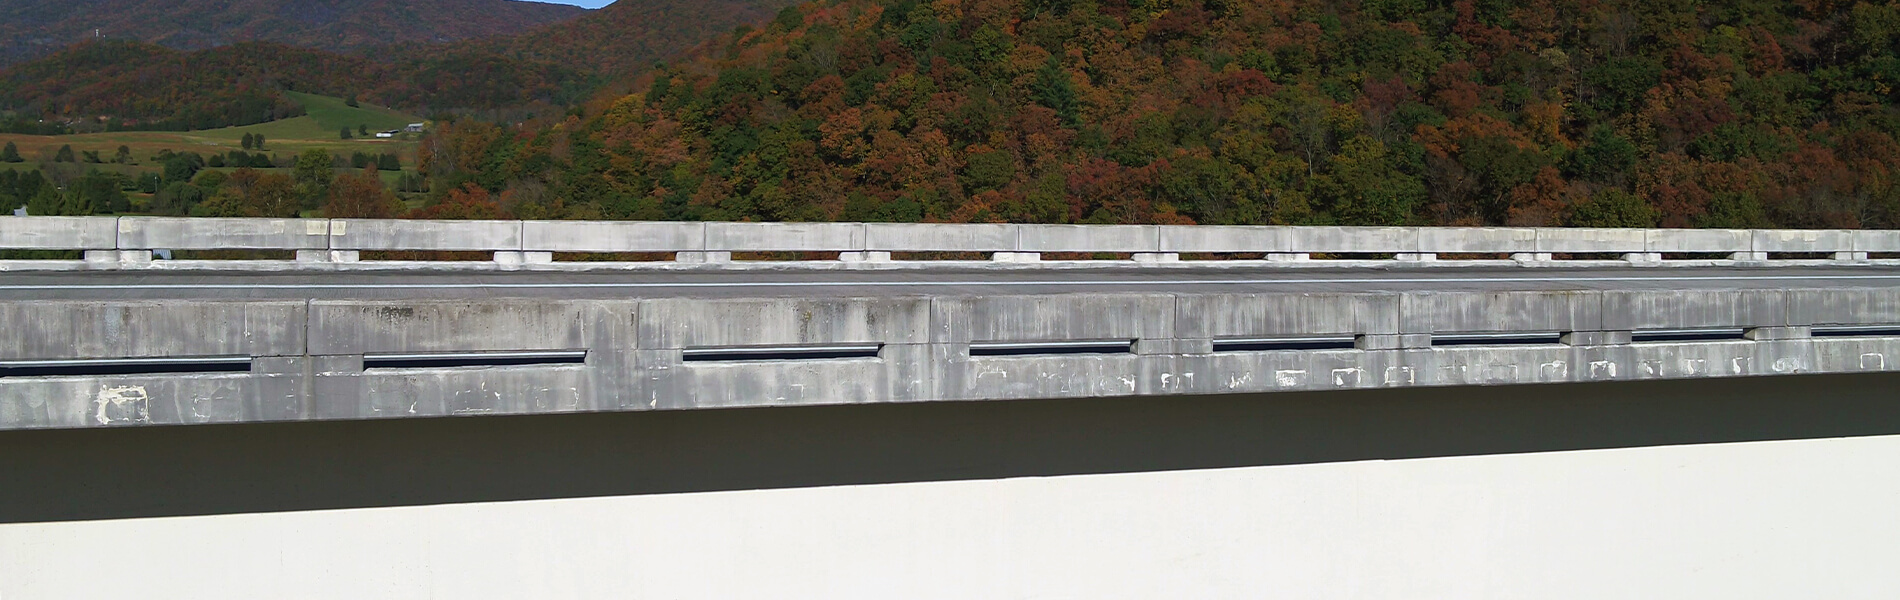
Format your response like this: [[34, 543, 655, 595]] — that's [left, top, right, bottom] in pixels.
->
[[416, 0, 1900, 231], [0, 40, 384, 130], [450, 0, 798, 80], [2, 0, 805, 122], [0, 0, 587, 66], [373, 0, 802, 113]]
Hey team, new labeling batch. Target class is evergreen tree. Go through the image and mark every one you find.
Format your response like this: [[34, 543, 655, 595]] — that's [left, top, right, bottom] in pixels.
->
[[241, 133, 255, 150], [377, 153, 401, 171], [1, 142, 22, 163], [253, 134, 266, 150], [340, 127, 353, 140], [358, 124, 369, 137], [54, 145, 75, 163]]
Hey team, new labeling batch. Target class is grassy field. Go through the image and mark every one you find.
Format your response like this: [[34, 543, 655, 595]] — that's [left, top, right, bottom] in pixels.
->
[[0, 93, 425, 170]]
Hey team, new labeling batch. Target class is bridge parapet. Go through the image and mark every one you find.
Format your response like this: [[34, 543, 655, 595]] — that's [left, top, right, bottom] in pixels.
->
[[4, 217, 1898, 267], [3, 287, 1897, 430]]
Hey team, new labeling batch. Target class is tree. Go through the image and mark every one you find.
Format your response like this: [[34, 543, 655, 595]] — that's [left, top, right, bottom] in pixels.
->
[[78, 169, 128, 214], [346, 96, 360, 108], [150, 182, 205, 216], [253, 134, 266, 150], [113, 145, 131, 164], [1, 142, 22, 163], [324, 167, 403, 218], [199, 168, 299, 217], [376, 153, 401, 171], [358, 125, 369, 137], [340, 127, 353, 140], [162, 152, 203, 183], [1567, 189, 1659, 227], [241, 133, 255, 150], [293, 149, 336, 210], [54, 145, 75, 163], [407, 183, 512, 219]]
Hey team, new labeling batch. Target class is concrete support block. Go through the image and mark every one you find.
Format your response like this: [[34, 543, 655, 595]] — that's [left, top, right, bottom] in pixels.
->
[[1731, 251, 1769, 261], [83, 250, 150, 265], [1267, 253, 1310, 262], [839, 251, 892, 262], [1746, 326, 1812, 341], [1834, 251, 1870, 261], [1133, 252, 1180, 263], [1623, 252, 1663, 263], [1563, 331, 1633, 346], [494, 251, 555, 265], [675, 251, 732, 263], [296, 250, 359, 263], [1356, 334, 1431, 350], [1512, 252, 1553, 262], [992, 252, 1042, 263], [1395, 253, 1437, 262]]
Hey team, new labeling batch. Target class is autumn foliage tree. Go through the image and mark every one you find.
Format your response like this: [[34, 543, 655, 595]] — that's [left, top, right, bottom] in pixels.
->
[[324, 167, 404, 218]]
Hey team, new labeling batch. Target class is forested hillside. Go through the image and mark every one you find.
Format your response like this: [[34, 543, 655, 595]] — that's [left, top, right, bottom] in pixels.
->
[[415, 0, 1900, 229], [0, 41, 378, 131], [2, 0, 804, 127], [0, 0, 585, 66]]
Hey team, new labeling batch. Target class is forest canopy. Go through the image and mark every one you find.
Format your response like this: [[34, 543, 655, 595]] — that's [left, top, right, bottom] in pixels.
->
[[414, 0, 1900, 229]]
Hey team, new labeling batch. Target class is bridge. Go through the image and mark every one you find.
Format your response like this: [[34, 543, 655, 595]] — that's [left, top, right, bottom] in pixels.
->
[[3, 217, 1900, 597]]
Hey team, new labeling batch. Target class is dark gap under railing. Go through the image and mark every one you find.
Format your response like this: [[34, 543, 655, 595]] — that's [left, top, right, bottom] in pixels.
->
[[1431, 332, 1564, 347], [969, 340, 1134, 357], [1812, 325, 1900, 338], [1213, 336, 1358, 352], [1632, 328, 1749, 343], [364, 351, 588, 370], [681, 345, 882, 363], [0, 356, 253, 378]]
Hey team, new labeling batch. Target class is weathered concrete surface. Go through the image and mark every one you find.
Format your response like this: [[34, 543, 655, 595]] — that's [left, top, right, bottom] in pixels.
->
[[3, 286, 1899, 430], [8, 217, 1900, 268], [4, 373, 1900, 598]]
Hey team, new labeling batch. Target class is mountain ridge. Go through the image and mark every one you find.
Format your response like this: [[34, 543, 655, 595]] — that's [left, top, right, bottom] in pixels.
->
[[0, 0, 589, 66]]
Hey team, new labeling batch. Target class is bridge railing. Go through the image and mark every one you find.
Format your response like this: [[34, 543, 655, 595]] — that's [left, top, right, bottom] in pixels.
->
[[3, 216, 1897, 264]]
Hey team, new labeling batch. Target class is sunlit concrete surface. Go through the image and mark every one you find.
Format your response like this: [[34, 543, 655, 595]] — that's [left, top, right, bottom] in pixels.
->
[[4, 373, 1898, 598], [3, 435, 1896, 599]]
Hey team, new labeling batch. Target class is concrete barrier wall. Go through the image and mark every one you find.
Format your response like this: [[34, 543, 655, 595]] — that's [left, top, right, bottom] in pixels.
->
[[117, 217, 331, 250], [5, 287, 1900, 430], [0, 217, 116, 250], [5, 217, 1893, 257]]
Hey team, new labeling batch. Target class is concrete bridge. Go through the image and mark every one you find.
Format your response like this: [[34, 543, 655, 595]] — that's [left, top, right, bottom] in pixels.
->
[[3, 217, 1900, 598]]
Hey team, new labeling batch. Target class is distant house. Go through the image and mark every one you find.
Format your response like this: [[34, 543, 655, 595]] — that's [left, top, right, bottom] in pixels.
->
[[376, 131, 398, 138], [404, 123, 425, 133]]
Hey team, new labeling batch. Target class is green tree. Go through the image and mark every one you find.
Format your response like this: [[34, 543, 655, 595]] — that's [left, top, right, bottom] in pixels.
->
[[293, 149, 336, 211], [54, 145, 75, 163], [1, 142, 22, 163], [253, 134, 266, 150], [340, 127, 353, 140], [358, 124, 369, 137], [241, 133, 255, 151], [113, 145, 131, 164], [1567, 189, 1658, 227], [1032, 57, 1079, 126], [162, 153, 204, 183], [26, 182, 69, 216], [1314, 137, 1426, 225], [78, 169, 129, 214], [150, 182, 205, 216]]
